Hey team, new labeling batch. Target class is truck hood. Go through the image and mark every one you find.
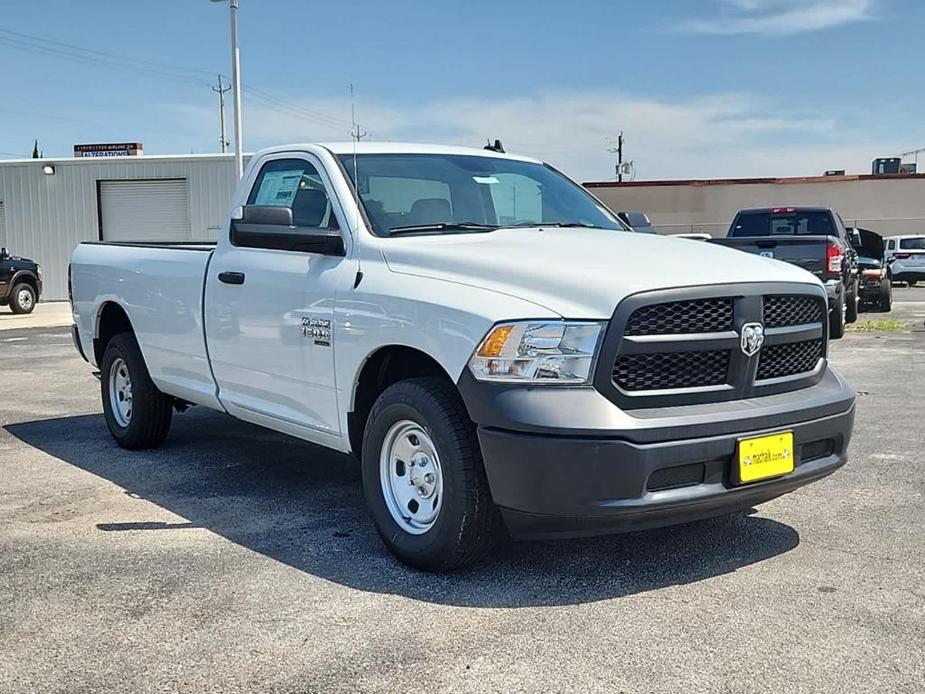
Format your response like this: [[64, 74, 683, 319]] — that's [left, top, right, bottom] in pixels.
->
[[382, 227, 822, 317]]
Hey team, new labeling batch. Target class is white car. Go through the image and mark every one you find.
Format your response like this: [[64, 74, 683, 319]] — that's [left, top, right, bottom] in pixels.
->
[[884, 234, 925, 286], [69, 142, 856, 570]]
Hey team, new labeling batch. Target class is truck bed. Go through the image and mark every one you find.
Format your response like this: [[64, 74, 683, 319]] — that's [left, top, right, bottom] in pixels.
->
[[70, 241, 221, 409]]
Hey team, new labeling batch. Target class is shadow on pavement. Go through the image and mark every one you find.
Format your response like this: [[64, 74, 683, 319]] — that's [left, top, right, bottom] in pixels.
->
[[5, 409, 800, 607]]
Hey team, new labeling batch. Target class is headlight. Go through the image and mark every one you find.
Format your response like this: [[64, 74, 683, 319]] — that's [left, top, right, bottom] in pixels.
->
[[468, 321, 605, 384]]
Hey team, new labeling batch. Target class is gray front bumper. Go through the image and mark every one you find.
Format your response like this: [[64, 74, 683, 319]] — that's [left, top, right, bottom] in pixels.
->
[[459, 366, 856, 539]]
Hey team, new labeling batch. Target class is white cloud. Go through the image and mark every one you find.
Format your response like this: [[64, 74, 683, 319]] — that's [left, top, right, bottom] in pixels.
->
[[678, 0, 874, 36], [166, 89, 904, 182]]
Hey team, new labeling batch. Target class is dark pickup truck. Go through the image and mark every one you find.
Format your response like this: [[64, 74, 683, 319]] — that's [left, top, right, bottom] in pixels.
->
[[711, 207, 859, 338], [0, 247, 42, 314]]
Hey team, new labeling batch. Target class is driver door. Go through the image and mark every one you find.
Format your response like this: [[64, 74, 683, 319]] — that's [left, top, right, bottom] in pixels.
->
[[205, 153, 355, 437]]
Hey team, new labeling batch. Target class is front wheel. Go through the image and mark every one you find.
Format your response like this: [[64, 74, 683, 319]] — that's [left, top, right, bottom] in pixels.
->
[[879, 280, 893, 312], [100, 333, 173, 450], [361, 378, 500, 571], [9, 283, 36, 314]]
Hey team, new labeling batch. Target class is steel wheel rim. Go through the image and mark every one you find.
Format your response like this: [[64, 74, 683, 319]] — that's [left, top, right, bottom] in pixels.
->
[[17, 288, 33, 311], [108, 357, 133, 428], [379, 420, 444, 535]]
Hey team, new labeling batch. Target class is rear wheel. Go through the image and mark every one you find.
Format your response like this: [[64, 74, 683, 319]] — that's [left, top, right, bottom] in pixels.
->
[[908, 279, 918, 287], [100, 333, 173, 449], [9, 283, 36, 314], [845, 282, 858, 323], [361, 378, 500, 571], [829, 291, 846, 339]]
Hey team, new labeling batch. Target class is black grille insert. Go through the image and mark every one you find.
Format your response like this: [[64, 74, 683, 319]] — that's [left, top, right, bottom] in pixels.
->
[[613, 350, 729, 391], [647, 463, 706, 491], [625, 298, 734, 336], [763, 295, 824, 328], [800, 439, 835, 463], [757, 339, 824, 380]]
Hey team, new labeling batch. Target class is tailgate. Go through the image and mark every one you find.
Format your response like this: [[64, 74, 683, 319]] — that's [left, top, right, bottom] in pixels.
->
[[712, 236, 830, 276]]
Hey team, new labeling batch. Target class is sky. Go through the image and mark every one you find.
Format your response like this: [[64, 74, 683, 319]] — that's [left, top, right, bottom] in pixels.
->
[[1, 0, 923, 181]]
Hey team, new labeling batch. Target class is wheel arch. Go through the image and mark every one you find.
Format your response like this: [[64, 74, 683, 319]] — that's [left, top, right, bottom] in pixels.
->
[[93, 300, 136, 366], [347, 344, 460, 457], [10, 270, 39, 294]]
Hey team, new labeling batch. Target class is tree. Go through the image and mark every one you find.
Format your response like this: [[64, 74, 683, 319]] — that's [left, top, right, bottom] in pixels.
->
[[31, 139, 40, 158]]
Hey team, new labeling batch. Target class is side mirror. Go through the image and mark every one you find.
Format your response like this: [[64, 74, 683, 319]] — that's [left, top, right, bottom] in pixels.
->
[[231, 205, 345, 256], [0, 247, 8, 260]]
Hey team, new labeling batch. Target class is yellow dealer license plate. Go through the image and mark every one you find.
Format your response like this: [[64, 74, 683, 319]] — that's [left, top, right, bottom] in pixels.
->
[[737, 432, 794, 484]]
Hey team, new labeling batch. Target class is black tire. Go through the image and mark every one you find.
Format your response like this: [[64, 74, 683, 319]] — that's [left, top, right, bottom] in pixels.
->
[[9, 283, 36, 314], [845, 282, 859, 324], [100, 333, 173, 450], [879, 280, 892, 312], [829, 291, 846, 339], [361, 378, 500, 571], [908, 279, 918, 287]]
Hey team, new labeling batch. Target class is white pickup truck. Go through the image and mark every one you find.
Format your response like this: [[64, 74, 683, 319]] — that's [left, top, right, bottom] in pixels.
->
[[70, 143, 856, 570]]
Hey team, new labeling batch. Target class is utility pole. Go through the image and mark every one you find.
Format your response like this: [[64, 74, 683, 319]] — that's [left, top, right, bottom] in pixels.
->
[[229, 0, 243, 179], [212, 0, 244, 179], [211, 75, 231, 153], [617, 131, 624, 182], [607, 131, 624, 182], [349, 83, 367, 142]]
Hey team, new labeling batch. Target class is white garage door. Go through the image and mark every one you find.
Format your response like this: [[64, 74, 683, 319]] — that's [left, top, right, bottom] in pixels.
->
[[99, 179, 190, 242]]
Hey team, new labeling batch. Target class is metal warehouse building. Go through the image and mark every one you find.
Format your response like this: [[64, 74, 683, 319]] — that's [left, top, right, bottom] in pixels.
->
[[0, 154, 243, 301], [585, 173, 925, 238]]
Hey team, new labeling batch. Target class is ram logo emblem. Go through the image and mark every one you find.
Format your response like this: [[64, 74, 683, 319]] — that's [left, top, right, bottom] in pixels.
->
[[740, 322, 765, 357]]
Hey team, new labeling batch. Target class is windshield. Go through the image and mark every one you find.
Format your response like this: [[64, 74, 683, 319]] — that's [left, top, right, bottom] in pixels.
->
[[337, 153, 626, 236], [899, 237, 925, 250], [730, 210, 835, 238]]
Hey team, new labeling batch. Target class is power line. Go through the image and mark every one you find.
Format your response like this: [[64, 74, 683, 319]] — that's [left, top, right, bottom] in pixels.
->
[[0, 27, 356, 132], [241, 84, 354, 130], [0, 35, 211, 87], [0, 27, 216, 78]]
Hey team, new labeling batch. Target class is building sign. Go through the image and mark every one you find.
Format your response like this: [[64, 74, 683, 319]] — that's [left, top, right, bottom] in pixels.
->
[[74, 142, 143, 158]]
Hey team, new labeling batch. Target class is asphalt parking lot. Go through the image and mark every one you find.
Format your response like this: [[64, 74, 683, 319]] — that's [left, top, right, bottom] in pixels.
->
[[2, 291, 924, 694]]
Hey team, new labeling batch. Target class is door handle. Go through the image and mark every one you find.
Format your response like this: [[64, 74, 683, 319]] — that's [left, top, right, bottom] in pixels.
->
[[218, 271, 246, 285]]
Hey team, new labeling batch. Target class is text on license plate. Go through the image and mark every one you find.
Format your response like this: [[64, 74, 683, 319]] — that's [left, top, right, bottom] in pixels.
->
[[737, 432, 794, 483]]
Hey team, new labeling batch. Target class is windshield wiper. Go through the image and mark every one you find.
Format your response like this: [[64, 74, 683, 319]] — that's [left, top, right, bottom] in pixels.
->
[[505, 222, 599, 229], [387, 222, 500, 235]]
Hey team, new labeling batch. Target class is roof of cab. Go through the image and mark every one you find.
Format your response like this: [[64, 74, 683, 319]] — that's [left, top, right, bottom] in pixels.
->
[[253, 141, 543, 164]]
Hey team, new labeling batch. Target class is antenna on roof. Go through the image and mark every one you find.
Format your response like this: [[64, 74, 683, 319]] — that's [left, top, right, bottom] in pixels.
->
[[483, 138, 505, 153]]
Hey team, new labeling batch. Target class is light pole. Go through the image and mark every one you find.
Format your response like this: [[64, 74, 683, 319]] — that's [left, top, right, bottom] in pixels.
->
[[211, 0, 244, 179]]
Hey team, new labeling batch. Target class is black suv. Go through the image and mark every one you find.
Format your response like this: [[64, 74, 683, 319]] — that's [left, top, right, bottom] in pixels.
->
[[0, 247, 42, 314]]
